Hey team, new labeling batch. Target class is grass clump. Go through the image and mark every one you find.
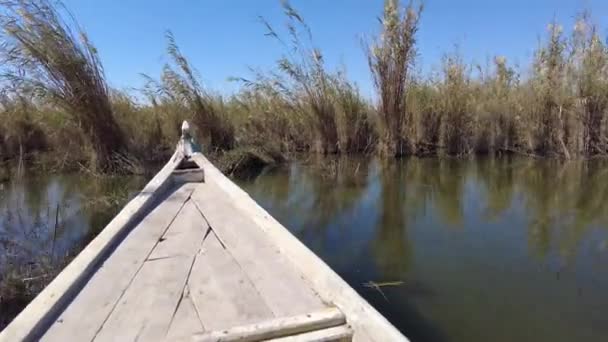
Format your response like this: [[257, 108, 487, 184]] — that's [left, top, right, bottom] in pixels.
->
[[0, 92, 48, 166], [367, 0, 422, 156], [477, 56, 522, 154], [256, 1, 340, 153], [531, 21, 571, 158], [0, 0, 127, 172], [438, 52, 476, 155], [571, 13, 608, 155], [249, 0, 373, 155]]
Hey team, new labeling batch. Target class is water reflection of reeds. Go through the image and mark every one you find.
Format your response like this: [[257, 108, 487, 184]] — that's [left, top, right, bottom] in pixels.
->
[[239, 156, 608, 342], [242, 156, 608, 279]]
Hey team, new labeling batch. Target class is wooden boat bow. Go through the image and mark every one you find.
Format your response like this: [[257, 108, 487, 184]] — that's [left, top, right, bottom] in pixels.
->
[[0, 122, 407, 342]]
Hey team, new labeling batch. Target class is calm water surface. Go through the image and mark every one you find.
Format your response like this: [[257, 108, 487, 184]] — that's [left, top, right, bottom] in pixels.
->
[[2, 158, 607, 341], [237, 157, 608, 342]]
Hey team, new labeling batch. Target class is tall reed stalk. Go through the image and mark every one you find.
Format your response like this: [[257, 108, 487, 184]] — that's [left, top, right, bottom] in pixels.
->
[[367, 0, 422, 156], [571, 13, 608, 155], [144, 32, 235, 152], [256, 1, 342, 153], [0, 0, 126, 171]]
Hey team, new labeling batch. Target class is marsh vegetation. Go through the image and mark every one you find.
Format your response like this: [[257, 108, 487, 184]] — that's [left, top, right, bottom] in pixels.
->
[[0, 0, 606, 177]]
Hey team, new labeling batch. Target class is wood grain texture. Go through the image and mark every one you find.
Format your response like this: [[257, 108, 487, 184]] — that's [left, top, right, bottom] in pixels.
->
[[92, 256, 195, 342], [148, 200, 210, 260], [193, 307, 345, 342], [92, 199, 207, 342], [191, 182, 326, 318], [1, 150, 185, 342], [165, 286, 205, 341], [188, 230, 275, 331], [41, 184, 196, 342], [268, 325, 353, 342]]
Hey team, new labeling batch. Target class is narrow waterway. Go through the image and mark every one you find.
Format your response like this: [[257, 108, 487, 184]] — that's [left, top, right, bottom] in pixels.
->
[[236, 156, 608, 342], [2, 157, 608, 341]]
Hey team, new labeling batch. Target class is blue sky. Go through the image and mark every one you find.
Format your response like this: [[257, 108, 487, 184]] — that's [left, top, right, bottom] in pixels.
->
[[63, 0, 608, 97]]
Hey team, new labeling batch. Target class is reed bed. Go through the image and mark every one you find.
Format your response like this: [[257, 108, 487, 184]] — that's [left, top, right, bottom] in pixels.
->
[[0, 0, 606, 177]]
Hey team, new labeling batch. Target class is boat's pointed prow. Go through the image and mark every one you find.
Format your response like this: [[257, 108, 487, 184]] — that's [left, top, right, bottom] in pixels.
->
[[181, 120, 190, 138], [172, 121, 205, 183], [0, 131, 407, 342]]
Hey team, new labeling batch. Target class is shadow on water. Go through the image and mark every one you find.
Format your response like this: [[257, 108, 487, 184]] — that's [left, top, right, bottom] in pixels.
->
[[0, 173, 146, 330], [237, 156, 608, 342]]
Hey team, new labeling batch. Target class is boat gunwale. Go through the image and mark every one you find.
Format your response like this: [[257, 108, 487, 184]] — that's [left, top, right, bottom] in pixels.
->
[[191, 153, 408, 342], [0, 150, 185, 342], [2, 142, 408, 341]]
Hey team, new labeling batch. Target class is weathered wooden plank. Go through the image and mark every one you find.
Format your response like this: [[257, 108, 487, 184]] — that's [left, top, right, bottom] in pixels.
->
[[165, 286, 205, 341], [188, 230, 275, 331], [172, 168, 204, 183], [148, 200, 210, 260], [191, 153, 407, 342], [41, 184, 196, 342], [193, 307, 345, 342], [92, 199, 207, 342], [351, 331, 374, 342], [268, 325, 353, 342], [92, 256, 194, 342], [191, 182, 326, 318], [1, 151, 185, 342]]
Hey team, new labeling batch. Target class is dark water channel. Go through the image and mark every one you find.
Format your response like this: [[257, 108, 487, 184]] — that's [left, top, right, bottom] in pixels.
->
[[236, 157, 608, 342], [1, 157, 608, 341]]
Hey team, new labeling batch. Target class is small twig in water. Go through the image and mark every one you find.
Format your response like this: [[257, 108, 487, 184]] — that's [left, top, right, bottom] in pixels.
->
[[51, 204, 60, 261], [363, 280, 404, 301], [21, 274, 50, 282]]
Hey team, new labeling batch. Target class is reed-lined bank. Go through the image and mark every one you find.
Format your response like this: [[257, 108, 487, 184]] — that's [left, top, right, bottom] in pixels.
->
[[1, 0, 607, 176]]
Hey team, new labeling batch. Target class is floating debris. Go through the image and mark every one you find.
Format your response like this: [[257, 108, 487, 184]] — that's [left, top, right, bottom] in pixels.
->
[[362, 281, 404, 301]]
